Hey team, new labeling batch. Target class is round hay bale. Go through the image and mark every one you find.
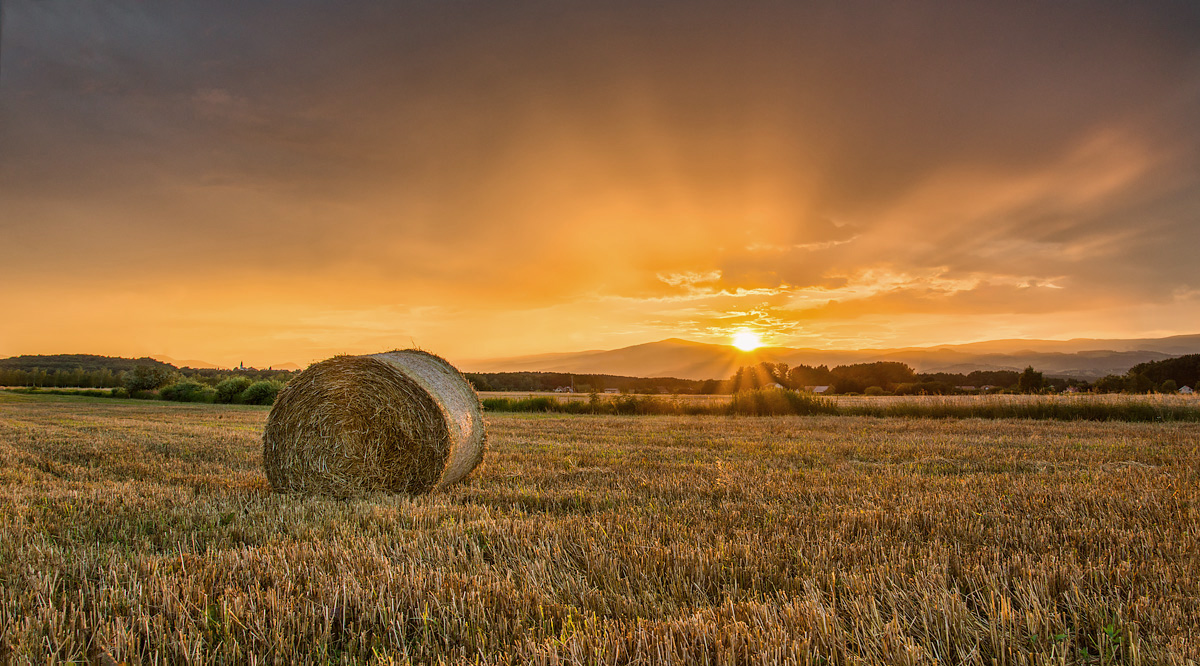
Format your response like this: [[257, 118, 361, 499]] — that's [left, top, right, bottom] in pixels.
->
[[263, 349, 486, 496]]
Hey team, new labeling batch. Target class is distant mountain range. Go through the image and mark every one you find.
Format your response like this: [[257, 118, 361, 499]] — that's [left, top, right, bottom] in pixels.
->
[[463, 334, 1200, 380]]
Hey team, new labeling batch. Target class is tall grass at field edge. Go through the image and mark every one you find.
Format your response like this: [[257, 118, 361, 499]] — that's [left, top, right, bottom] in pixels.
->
[[482, 393, 721, 416], [840, 394, 1200, 421], [483, 387, 1200, 421], [483, 388, 839, 417]]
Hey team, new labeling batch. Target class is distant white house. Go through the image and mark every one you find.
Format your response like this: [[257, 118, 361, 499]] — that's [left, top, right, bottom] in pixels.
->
[[553, 386, 575, 393], [769, 382, 785, 389], [803, 385, 831, 394], [604, 388, 619, 394], [1180, 386, 1194, 395]]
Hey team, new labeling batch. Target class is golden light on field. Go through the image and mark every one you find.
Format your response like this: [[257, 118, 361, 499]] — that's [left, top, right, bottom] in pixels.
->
[[732, 329, 763, 352]]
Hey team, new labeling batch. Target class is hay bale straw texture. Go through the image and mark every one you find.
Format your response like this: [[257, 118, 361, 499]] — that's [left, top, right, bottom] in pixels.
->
[[263, 350, 486, 496]]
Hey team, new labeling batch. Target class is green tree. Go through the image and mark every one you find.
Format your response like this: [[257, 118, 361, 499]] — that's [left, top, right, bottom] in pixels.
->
[[161, 381, 214, 402], [122, 364, 177, 392], [464, 374, 492, 391], [1017, 366, 1044, 393], [828, 362, 916, 394], [787, 364, 834, 389], [1128, 372, 1153, 394], [240, 380, 285, 405], [1129, 354, 1200, 389], [216, 376, 254, 403], [1094, 375, 1126, 393]]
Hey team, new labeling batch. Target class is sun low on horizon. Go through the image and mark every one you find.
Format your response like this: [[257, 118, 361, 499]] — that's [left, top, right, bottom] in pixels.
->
[[731, 330, 764, 352]]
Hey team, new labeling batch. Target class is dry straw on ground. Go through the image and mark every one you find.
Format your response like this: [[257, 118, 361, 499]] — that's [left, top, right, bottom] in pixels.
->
[[263, 349, 485, 496]]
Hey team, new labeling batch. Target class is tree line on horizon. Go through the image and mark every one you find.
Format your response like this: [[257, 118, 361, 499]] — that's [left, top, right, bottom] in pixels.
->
[[0, 354, 295, 404], [463, 363, 1032, 395], [466, 355, 1197, 395], [2, 353, 1197, 399]]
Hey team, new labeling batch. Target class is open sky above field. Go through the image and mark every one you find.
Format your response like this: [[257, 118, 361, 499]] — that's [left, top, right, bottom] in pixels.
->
[[3, 1, 1200, 367]]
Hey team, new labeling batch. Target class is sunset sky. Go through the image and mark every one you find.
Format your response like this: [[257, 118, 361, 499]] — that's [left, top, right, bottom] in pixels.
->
[[3, 1, 1200, 367]]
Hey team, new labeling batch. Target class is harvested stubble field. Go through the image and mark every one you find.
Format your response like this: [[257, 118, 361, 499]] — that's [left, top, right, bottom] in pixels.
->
[[1, 392, 1198, 665]]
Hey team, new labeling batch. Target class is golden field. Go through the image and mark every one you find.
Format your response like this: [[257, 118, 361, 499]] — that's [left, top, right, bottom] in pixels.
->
[[0, 392, 1197, 665]]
